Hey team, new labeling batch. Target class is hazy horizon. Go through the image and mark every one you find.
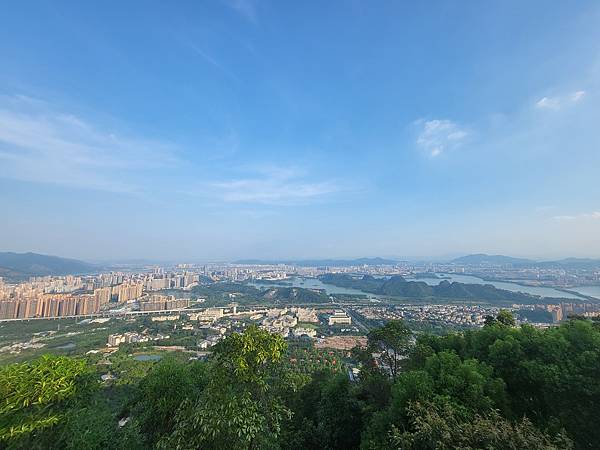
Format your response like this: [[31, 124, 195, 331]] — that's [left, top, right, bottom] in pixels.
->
[[2, 1, 599, 260], [2, 250, 599, 266]]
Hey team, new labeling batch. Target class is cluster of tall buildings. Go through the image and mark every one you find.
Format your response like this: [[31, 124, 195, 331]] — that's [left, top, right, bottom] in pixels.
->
[[546, 302, 599, 322], [0, 267, 207, 320], [115, 283, 144, 303], [139, 294, 189, 312], [92, 283, 144, 305], [0, 294, 103, 320], [144, 273, 198, 290], [0, 276, 84, 301]]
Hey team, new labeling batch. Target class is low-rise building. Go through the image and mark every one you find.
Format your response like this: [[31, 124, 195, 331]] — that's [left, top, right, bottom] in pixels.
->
[[328, 311, 352, 326]]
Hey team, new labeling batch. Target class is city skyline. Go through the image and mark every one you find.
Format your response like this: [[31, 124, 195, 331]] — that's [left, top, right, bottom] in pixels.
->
[[1, 1, 600, 260]]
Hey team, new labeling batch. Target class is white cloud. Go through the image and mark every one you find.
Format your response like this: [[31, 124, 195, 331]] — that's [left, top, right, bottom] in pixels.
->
[[214, 179, 338, 204], [0, 95, 178, 192], [223, 0, 258, 23], [553, 211, 600, 221], [571, 90, 586, 102], [0, 95, 347, 206], [415, 119, 468, 157], [187, 165, 342, 205], [535, 96, 560, 110], [535, 90, 586, 110]]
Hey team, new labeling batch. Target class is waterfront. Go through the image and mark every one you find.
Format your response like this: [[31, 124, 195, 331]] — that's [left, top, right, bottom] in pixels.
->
[[254, 274, 588, 300], [567, 285, 600, 300], [406, 274, 586, 299], [250, 277, 377, 297]]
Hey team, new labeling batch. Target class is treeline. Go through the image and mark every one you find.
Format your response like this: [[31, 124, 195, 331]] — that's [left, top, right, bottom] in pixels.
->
[[319, 273, 551, 304], [191, 282, 330, 306], [263, 287, 330, 304], [1, 316, 599, 449]]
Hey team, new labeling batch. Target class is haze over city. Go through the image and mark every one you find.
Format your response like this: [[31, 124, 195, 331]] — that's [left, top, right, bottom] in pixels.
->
[[1, 1, 600, 261], [3, 4, 600, 450]]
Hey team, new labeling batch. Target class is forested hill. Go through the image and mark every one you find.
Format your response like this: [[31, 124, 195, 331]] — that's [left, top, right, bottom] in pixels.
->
[[319, 273, 554, 304], [262, 287, 330, 303], [451, 253, 535, 265], [1, 316, 599, 449], [0, 252, 98, 281], [190, 282, 331, 305], [451, 253, 600, 269]]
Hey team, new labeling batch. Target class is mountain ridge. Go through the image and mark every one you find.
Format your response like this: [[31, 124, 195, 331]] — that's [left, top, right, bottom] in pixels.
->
[[451, 254, 535, 265], [452, 253, 600, 268], [234, 257, 398, 267], [0, 252, 98, 281]]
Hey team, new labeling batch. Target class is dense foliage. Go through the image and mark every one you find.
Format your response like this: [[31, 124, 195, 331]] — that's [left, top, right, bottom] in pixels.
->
[[262, 287, 330, 304], [190, 282, 330, 306], [1, 316, 599, 449]]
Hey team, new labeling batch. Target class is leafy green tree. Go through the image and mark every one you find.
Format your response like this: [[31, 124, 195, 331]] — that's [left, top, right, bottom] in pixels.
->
[[159, 326, 289, 450], [484, 310, 516, 327], [496, 309, 516, 326], [284, 371, 363, 450], [484, 314, 497, 326], [0, 355, 94, 444], [389, 399, 572, 450], [409, 318, 600, 449], [58, 399, 146, 450], [129, 358, 207, 446], [367, 320, 411, 380], [361, 347, 508, 449]]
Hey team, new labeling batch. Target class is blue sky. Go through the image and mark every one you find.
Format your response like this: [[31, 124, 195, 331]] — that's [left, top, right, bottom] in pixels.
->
[[1, 0, 599, 261]]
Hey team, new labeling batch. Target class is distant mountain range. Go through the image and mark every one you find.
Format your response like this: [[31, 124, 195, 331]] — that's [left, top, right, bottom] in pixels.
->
[[234, 257, 398, 267], [2, 251, 599, 282], [236, 254, 600, 270], [451, 254, 536, 265], [0, 252, 98, 281], [451, 253, 600, 269]]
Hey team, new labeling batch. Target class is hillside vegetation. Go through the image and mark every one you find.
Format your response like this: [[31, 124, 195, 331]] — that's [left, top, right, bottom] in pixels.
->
[[191, 282, 330, 306], [0, 252, 97, 281], [1, 316, 599, 449]]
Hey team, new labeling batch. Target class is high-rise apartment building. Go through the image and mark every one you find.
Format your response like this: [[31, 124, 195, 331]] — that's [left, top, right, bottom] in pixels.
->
[[94, 287, 112, 306], [116, 283, 143, 303]]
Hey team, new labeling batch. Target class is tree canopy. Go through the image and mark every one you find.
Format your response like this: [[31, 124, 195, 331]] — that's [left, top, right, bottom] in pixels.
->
[[1, 317, 598, 449]]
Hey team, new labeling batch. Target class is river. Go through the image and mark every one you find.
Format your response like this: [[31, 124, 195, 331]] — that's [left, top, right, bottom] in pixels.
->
[[250, 277, 378, 297], [405, 274, 587, 299], [252, 274, 592, 300], [566, 285, 600, 300]]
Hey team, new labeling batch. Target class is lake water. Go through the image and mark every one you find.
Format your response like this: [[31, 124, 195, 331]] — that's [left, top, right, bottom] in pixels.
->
[[406, 274, 585, 299], [567, 285, 600, 300], [133, 354, 162, 361], [250, 277, 377, 297], [253, 274, 587, 300]]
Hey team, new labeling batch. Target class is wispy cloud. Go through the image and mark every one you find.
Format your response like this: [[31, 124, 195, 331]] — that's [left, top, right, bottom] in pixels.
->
[[415, 119, 468, 157], [535, 90, 586, 110], [223, 0, 259, 24], [0, 95, 178, 193], [571, 90, 586, 102], [188, 43, 238, 82], [535, 96, 560, 110], [186, 165, 343, 205], [553, 211, 600, 221]]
